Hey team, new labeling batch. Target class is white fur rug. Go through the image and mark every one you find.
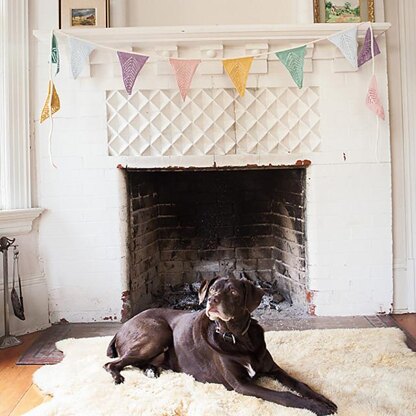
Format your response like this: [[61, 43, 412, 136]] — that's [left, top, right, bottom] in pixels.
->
[[25, 328, 416, 416]]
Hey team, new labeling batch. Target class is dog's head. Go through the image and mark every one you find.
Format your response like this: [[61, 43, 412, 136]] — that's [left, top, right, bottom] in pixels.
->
[[198, 276, 264, 321]]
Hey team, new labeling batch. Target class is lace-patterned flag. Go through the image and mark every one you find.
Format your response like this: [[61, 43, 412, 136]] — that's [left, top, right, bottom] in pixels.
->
[[169, 58, 201, 101], [69, 38, 95, 79], [117, 52, 149, 95], [358, 28, 381, 67], [276, 45, 306, 89], [40, 81, 60, 123], [223, 56, 254, 97], [51, 34, 60, 75], [366, 75, 385, 120], [328, 26, 358, 70]]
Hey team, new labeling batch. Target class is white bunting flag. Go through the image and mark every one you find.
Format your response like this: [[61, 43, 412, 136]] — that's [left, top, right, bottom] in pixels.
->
[[328, 26, 358, 70], [69, 38, 95, 79]]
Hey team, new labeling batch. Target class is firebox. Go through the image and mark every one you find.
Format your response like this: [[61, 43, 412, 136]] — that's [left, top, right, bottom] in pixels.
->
[[124, 167, 307, 319]]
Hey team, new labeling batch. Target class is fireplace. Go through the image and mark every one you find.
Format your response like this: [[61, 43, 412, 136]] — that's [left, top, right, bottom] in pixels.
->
[[33, 25, 393, 322], [125, 167, 307, 319]]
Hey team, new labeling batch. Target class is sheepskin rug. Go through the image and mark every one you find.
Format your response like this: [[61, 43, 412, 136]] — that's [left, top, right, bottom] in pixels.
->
[[26, 328, 416, 416]]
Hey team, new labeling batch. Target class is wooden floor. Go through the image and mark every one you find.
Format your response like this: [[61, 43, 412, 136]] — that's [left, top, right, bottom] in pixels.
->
[[0, 332, 48, 416], [1, 314, 415, 416]]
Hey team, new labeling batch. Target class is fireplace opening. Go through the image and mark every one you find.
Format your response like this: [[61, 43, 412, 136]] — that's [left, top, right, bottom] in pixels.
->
[[125, 167, 308, 321]]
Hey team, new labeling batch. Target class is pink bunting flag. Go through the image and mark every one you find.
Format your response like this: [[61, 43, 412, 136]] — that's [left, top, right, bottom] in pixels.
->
[[366, 75, 385, 120], [169, 58, 201, 101], [117, 51, 149, 95]]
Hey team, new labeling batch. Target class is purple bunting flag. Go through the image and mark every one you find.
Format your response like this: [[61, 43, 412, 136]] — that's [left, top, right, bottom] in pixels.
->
[[358, 28, 381, 68], [117, 52, 149, 95]]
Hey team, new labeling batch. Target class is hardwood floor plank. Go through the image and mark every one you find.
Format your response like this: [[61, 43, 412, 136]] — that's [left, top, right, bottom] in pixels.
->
[[0, 332, 43, 416], [9, 385, 47, 416], [393, 314, 416, 339]]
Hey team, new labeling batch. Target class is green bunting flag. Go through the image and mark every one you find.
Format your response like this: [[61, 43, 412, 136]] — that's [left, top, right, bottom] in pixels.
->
[[51, 34, 60, 75], [276, 45, 306, 89]]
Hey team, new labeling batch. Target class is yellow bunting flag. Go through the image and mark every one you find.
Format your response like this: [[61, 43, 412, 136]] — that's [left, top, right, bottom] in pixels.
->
[[223, 56, 253, 97], [40, 81, 60, 123]]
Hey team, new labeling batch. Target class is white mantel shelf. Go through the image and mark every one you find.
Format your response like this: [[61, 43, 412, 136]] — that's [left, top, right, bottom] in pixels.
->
[[0, 208, 44, 237], [34, 23, 391, 45]]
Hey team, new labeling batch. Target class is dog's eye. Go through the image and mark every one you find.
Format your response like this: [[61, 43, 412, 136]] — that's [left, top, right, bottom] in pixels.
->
[[230, 290, 239, 296]]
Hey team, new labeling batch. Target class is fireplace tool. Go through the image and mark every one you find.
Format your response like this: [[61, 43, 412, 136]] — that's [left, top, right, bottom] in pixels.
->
[[0, 236, 23, 349]]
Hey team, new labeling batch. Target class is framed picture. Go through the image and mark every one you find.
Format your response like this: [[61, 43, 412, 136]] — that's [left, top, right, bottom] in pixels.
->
[[59, 0, 110, 29], [314, 0, 375, 23]]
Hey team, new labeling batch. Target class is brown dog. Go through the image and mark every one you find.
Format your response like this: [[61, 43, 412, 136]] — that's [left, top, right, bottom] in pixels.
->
[[104, 277, 337, 415]]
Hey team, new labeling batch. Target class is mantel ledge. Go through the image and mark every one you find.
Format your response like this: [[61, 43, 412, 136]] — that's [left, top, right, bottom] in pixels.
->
[[33, 23, 391, 46], [0, 208, 44, 237]]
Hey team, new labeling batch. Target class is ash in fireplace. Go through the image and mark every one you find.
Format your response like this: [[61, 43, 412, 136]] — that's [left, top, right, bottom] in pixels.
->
[[150, 278, 288, 313]]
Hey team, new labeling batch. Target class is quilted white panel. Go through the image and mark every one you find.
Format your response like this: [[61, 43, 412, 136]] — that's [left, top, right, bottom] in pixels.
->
[[106, 87, 320, 157]]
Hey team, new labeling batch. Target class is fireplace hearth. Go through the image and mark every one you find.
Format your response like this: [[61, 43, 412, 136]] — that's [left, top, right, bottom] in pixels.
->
[[125, 167, 308, 319]]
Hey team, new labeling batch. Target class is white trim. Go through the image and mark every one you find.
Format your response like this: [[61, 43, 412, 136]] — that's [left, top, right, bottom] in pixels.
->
[[0, 208, 44, 236], [398, 0, 416, 312], [0, 273, 46, 292], [0, 0, 32, 210]]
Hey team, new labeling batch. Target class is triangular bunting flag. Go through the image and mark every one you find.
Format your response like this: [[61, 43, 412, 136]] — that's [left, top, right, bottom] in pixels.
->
[[328, 26, 358, 69], [69, 38, 95, 79], [169, 58, 201, 101], [276, 46, 306, 89], [117, 52, 149, 95], [51, 34, 60, 75], [40, 81, 61, 123], [358, 28, 381, 67], [223, 56, 253, 97], [366, 75, 385, 120]]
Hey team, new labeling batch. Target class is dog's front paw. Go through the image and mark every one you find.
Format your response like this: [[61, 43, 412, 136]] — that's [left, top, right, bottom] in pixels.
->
[[306, 399, 337, 415], [114, 374, 125, 384]]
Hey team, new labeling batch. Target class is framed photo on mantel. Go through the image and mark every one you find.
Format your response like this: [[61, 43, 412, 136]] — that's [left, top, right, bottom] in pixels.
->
[[59, 0, 110, 29], [314, 0, 375, 23]]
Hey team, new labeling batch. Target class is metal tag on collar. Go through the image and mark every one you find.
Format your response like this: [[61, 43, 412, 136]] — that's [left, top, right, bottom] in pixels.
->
[[223, 332, 236, 344]]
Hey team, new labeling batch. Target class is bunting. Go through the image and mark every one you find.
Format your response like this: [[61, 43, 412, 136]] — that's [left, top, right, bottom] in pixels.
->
[[42, 25, 388, 139], [358, 28, 381, 67], [276, 46, 306, 89], [51, 34, 60, 75], [40, 81, 61, 123], [117, 52, 149, 95], [69, 38, 95, 79], [366, 75, 385, 120], [223, 57, 253, 97], [328, 26, 358, 69], [169, 58, 201, 101]]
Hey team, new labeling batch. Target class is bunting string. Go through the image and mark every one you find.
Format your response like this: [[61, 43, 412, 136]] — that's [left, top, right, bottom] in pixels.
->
[[54, 22, 388, 62], [41, 23, 389, 167]]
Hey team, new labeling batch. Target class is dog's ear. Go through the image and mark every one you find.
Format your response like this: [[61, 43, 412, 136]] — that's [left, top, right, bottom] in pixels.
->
[[198, 277, 218, 304], [241, 279, 264, 313]]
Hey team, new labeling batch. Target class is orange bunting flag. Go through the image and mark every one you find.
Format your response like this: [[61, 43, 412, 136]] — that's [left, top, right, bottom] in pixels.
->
[[366, 75, 385, 120], [40, 81, 60, 123], [169, 58, 201, 101], [223, 56, 253, 97]]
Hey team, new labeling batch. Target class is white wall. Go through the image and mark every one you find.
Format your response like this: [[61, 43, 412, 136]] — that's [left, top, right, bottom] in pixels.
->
[[25, 0, 395, 324], [0, 225, 49, 336], [385, 0, 416, 313], [124, 0, 302, 26]]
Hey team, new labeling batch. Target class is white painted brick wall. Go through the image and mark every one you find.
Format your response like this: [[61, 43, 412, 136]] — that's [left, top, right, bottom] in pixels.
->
[[33, 29, 392, 320]]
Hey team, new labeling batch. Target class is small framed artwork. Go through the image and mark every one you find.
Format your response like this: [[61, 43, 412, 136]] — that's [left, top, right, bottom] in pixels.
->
[[59, 0, 110, 29], [314, 0, 375, 23]]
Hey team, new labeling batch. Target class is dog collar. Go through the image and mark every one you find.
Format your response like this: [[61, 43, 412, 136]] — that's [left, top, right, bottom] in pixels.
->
[[215, 317, 251, 344]]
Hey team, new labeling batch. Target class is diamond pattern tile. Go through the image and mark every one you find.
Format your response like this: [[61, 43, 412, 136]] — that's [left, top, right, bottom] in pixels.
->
[[106, 87, 320, 157]]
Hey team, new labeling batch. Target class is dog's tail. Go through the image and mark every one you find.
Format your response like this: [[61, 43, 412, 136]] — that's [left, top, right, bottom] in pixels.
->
[[106, 334, 118, 358]]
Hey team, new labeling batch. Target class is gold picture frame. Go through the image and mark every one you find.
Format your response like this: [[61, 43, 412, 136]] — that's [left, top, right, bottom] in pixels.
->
[[59, 0, 110, 29], [314, 0, 375, 23]]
